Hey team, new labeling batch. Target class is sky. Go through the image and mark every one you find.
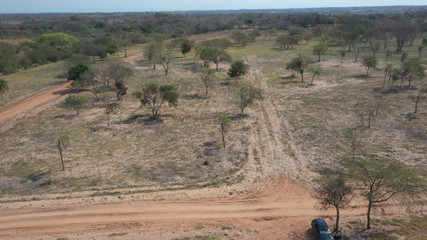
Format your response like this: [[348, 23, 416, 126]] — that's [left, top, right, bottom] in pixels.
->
[[0, 0, 426, 13]]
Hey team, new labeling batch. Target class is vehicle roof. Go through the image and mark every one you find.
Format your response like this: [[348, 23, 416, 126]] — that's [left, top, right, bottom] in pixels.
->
[[313, 218, 330, 231]]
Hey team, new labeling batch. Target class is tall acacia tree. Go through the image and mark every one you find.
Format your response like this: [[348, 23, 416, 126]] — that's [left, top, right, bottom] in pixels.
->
[[105, 103, 119, 127], [219, 113, 231, 148], [313, 174, 353, 232], [0, 78, 9, 105], [346, 157, 425, 230], [57, 133, 71, 171], [200, 68, 217, 95]]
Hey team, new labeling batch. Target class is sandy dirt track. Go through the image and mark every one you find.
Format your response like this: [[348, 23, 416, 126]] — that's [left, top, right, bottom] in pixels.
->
[[0, 82, 73, 124], [0, 178, 364, 240], [0, 52, 143, 127]]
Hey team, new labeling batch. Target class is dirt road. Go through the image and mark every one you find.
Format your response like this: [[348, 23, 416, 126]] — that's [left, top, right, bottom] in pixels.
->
[[0, 81, 73, 124], [0, 52, 143, 127], [0, 178, 359, 240]]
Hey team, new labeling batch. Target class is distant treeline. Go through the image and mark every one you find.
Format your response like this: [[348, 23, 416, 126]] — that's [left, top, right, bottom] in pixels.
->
[[0, 9, 426, 75]]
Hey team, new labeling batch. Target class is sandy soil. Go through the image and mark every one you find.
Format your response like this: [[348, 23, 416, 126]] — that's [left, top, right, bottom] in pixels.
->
[[0, 82, 73, 125], [0, 177, 369, 240], [0, 42, 424, 239], [0, 52, 143, 132]]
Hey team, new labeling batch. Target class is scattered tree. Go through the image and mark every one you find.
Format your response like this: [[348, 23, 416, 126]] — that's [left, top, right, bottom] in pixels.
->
[[385, 50, 392, 65], [67, 64, 89, 89], [200, 68, 217, 94], [391, 20, 415, 52], [105, 103, 119, 127], [228, 60, 249, 83], [362, 56, 377, 76], [110, 64, 133, 100], [312, 174, 353, 232], [401, 59, 425, 87], [56, 133, 70, 171], [0, 78, 9, 105], [238, 85, 263, 113], [346, 157, 425, 230], [343, 127, 363, 160], [200, 47, 232, 70], [219, 113, 231, 148], [286, 55, 309, 82], [248, 30, 261, 43], [267, 28, 278, 40], [339, 50, 346, 64], [276, 34, 300, 50], [411, 88, 425, 114], [64, 95, 88, 116], [308, 64, 322, 85], [303, 32, 313, 44], [134, 83, 179, 120], [313, 43, 328, 62], [180, 41, 192, 58]]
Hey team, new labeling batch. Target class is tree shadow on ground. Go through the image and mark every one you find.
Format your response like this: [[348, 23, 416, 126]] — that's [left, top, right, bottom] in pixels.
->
[[279, 76, 300, 85], [182, 93, 208, 100], [113, 114, 171, 125], [351, 74, 368, 79], [229, 113, 249, 121]]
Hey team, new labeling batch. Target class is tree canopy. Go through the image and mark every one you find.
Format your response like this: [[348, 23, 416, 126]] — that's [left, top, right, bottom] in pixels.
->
[[134, 83, 179, 120]]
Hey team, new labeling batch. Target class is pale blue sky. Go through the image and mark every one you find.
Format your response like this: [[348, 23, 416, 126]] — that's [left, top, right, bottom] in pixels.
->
[[0, 0, 426, 13]]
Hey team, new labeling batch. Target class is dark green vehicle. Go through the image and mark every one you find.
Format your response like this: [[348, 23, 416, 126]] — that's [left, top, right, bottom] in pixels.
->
[[311, 218, 334, 240]]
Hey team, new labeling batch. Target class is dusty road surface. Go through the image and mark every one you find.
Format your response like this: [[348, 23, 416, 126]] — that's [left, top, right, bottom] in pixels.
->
[[0, 178, 370, 240], [0, 81, 73, 124], [0, 52, 143, 127]]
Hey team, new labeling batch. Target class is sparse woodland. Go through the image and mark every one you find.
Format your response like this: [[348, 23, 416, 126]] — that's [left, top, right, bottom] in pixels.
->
[[0, 8, 426, 239]]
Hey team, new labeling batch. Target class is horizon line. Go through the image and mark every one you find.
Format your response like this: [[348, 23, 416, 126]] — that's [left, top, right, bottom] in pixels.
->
[[1, 4, 426, 15]]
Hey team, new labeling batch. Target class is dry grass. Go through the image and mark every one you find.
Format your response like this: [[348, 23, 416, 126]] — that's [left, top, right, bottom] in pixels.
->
[[0, 33, 425, 198]]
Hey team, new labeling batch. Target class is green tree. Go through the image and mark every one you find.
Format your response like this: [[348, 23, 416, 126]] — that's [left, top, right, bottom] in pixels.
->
[[200, 47, 231, 70], [228, 60, 249, 83], [219, 113, 231, 148], [67, 64, 89, 89], [267, 28, 278, 40], [201, 68, 217, 94], [110, 64, 133, 100], [401, 59, 425, 87], [37, 33, 78, 50], [0, 78, 9, 105], [313, 42, 328, 62], [276, 34, 299, 50], [238, 85, 263, 114], [56, 133, 70, 171], [362, 56, 377, 76], [180, 41, 192, 58], [231, 31, 249, 47], [144, 42, 163, 70], [286, 56, 309, 82], [64, 95, 88, 116], [248, 30, 261, 43], [134, 83, 179, 120], [346, 157, 425, 230], [303, 32, 313, 44], [200, 39, 232, 50], [312, 174, 353, 232]]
